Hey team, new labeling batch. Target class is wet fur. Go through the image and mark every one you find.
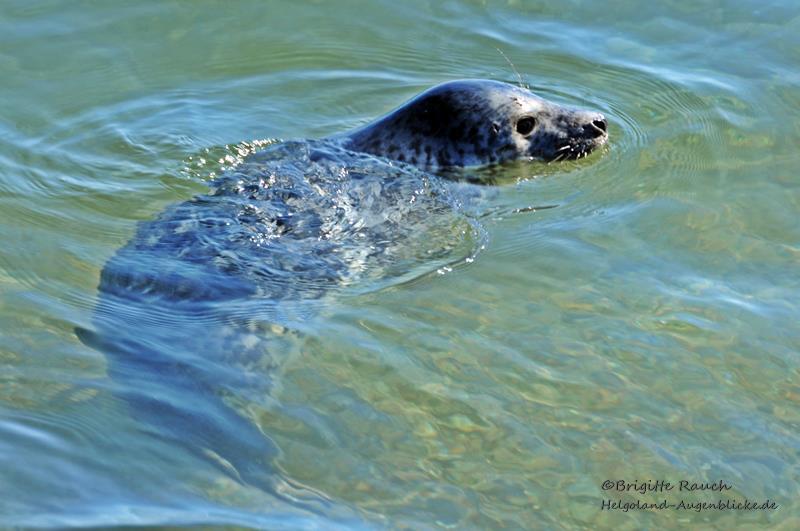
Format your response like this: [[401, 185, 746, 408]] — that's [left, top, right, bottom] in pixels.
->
[[342, 79, 607, 167]]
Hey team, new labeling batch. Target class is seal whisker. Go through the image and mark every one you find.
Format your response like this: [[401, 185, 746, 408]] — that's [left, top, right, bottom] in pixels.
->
[[555, 145, 571, 153], [495, 48, 527, 89]]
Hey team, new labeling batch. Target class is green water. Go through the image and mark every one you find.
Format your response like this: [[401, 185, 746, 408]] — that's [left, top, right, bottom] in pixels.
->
[[1, 1, 799, 528]]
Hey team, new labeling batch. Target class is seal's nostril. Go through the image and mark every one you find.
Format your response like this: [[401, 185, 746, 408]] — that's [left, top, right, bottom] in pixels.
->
[[584, 118, 607, 138], [592, 119, 607, 133]]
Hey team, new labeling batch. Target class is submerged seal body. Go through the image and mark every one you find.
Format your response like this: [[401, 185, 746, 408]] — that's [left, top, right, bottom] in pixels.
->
[[82, 80, 608, 501]]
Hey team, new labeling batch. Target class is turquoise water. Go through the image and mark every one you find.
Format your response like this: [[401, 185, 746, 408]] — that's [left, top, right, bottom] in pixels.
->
[[1, 0, 799, 528]]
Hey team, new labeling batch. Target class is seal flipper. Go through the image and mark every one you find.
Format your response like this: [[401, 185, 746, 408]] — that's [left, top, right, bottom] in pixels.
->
[[75, 325, 298, 505], [75, 325, 105, 353]]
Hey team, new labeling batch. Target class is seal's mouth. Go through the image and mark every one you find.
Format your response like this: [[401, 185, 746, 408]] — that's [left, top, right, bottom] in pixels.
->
[[547, 118, 608, 162], [548, 138, 607, 162]]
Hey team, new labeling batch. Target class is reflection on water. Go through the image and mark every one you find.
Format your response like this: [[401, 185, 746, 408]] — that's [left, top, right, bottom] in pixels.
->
[[1, 0, 799, 528]]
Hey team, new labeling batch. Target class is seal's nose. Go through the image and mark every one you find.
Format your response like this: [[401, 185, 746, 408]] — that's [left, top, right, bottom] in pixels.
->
[[585, 117, 607, 138], [593, 118, 607, 134]]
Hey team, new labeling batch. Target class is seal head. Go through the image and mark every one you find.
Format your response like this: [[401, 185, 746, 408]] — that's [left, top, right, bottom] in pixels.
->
[[343, 79, 608, 168]]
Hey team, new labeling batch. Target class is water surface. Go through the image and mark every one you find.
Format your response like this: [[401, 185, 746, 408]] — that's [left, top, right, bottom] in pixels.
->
[[1, 1, 799, 528]]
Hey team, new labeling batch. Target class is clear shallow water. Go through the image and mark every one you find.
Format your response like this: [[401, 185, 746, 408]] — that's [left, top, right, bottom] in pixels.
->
[[1, 0, 799, 528]]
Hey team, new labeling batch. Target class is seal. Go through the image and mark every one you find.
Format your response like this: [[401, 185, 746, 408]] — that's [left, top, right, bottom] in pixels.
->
[[342, 79, 608, 167], [79, 79, 608, 505]]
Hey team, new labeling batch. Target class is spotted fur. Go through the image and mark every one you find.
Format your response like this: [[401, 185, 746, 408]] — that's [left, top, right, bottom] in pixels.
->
[[342, 79, 608, 168]]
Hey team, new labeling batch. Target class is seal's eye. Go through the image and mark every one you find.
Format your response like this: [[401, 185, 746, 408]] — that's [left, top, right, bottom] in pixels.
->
[[516, 117, 536, 136]]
